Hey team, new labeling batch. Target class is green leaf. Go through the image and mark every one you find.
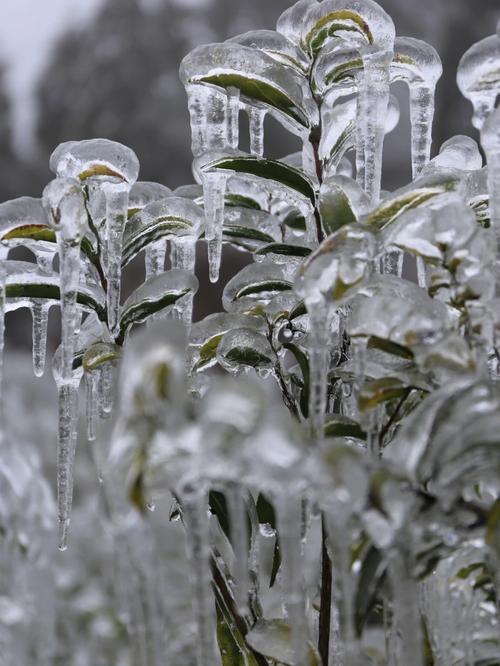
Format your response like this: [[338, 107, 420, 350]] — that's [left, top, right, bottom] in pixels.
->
[[216, 606, 247, 666], [118, 270, 198, 343], [225, 193, 262, 210], [225, 346, 273, 369], [198, 72, 309, 127], [282, 209, 307, 231], [122, 216, 195, 267], [359, 377, 408, 411], [6, 283, 106, 321], [255, 243, 312, 258], [201, 154, 316, 205], [82, 341, 121, 372], [235, 280, 292, 301], [193, 334, 224, 372], [304, 10, 373, 55], [319, 181, 358, 235], [367, 335, 415, 361], [324, 416, 366, 440]]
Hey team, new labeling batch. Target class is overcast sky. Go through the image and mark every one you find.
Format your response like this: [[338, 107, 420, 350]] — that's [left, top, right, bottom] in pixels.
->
[[0, 0, 105, 155]]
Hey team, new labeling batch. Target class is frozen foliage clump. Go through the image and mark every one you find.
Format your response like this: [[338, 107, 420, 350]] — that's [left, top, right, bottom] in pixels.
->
[[2, 1, 500, 664]]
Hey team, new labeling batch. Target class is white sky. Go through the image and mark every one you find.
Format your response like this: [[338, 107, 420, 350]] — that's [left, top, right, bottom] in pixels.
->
[[0, 0, 105, 156]]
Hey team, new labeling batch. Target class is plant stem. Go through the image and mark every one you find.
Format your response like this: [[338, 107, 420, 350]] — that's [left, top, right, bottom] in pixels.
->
[[318, 514, 332, 665]]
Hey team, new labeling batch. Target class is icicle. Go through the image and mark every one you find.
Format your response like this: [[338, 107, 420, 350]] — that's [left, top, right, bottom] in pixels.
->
[[56, 379, 79, 550], [358, 51, 392, 203], [97, 362, 114, 418], [409, 85, 435, 179], [227, 483, 250, 616], [172, 237, 197, 326], [145, 240, 167, 281], [58, 239, 82, 381], [416, 257, 427, 288], [276, 494, 309, 666], [307, 304, 330, 444], [31, 300, 49, 377], [85, 371, 98, 441], [103, 182, 130, 335], [186, 84, 210, 156], [248, 106, 266, 157], [381, 250, 404, 277], [202, 171, 228, 283], [227, 87, 240, 149], [182, 487, 220, 666], [481, 107, 500, 246], [327, 521, 361, 666]]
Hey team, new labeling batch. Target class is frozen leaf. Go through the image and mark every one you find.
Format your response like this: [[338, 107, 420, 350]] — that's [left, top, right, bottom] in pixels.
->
[[457, 35, 500, 130]]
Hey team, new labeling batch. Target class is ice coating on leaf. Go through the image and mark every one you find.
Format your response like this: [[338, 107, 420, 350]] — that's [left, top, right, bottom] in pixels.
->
[[0, 196, 51, 242], [482, 107, 500, 241], [295, 224, 376, 308], [457, 35, 500, 129], [348, 275, 451, 349], [216, 328, 274, 376], [50, 138, 140, 185], [276, 0, 318, 49], [119, 269, 199, 337], [423, 135, 483, 174], [222, 261, 294, 313], [180, 42, 315, 135], [128, 181, 172, 213], [229, 29, 310, 74], [319, 176, 370, 236], [392, 37, 442, 178]]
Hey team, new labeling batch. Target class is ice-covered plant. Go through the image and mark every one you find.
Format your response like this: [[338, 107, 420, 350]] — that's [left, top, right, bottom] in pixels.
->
[[2, 1, 500, 664]]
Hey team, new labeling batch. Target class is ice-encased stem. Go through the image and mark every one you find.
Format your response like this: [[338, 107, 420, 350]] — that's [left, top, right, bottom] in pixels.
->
[[104, 183, 129, 335], [358, 51, 392, 204], [307, 303, 330, 444], [409, 85, 435, 179], [227, 483, 250, 616], [248, 106, 266, 157], [32, 300, 49, 377], [57, 379, 79, 550], [387, 543, 423, 666], [328, 521, 360, 666], [202, 171, 228, 283], [58, 238, 81, 381], [0, 245, 6, 428], [277, 494, 309, 666], [183, 488, 220, 666]]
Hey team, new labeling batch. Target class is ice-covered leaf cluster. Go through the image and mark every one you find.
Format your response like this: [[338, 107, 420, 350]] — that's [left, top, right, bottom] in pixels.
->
[[2, 1, 500, 665]]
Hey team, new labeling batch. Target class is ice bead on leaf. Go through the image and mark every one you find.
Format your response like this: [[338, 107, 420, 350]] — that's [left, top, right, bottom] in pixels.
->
[[43, 178, 87, 381], [482, 107, 500, 242], [391, 37, 442, 178], [457, 35, 500, 129], [216, 328, 274, 376], [228, 29, 310, 74]]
